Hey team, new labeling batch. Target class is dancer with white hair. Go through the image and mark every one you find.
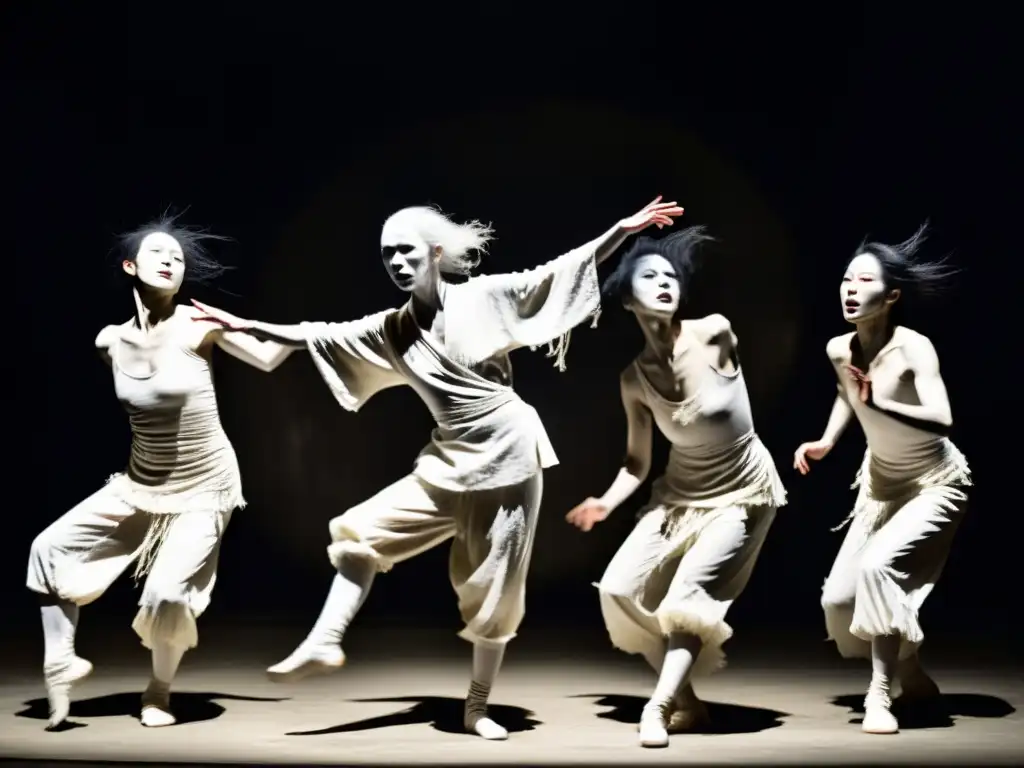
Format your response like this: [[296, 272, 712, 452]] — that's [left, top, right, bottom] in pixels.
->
[[793, 223, 969, 735], [193, 197, 684, 740], [28, 214, 295, 730]]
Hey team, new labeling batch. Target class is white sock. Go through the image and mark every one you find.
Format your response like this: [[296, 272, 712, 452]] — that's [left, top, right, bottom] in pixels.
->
[[465, 643, 508, 740], [869, 633, 900, 705], [306, 557, 376, 648], [647, 632, 701, 713], [41, 600, 78, 668]]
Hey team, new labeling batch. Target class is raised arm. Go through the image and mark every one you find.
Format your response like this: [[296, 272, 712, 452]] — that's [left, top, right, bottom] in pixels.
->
[[566, 370, 654, 531], [867, 334, 952, 431], [449, 198, 684, 370]]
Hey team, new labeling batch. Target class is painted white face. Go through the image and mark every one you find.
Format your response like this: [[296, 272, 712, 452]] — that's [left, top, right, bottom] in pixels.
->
[[628, 253, 680, 316], [124, 232, 185, 293], [380, 220, 439, 293], [841, 252, 897, 323]]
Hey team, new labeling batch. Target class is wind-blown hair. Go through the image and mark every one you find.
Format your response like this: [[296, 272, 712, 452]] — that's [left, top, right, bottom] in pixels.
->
[[852, 221, 958, 299], [602, 225, 715, 309], [116, 211, 233, 284], [384, 206, 495, 276]]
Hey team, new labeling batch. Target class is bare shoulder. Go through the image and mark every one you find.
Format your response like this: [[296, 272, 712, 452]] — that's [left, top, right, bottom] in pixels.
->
[[620, 360, 642, 390], [95, 322, 127, 351], [826, 332, 855, 364], [692, 312, 733, 338], [894, 326, 939, 365]]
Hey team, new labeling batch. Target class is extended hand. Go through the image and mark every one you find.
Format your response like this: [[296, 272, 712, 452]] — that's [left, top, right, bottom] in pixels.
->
[[619, 196, 685, 233], [565, 497, 609, 532], [844, 364, 871, 403], [190, 299, 252, 332], [793, 440, 833, 475]]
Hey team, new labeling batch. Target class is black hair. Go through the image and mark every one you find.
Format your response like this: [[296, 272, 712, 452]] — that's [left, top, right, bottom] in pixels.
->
[[116, 210, 233, 285], [851, 221, 959, 300], [602, 225, 714, 310]]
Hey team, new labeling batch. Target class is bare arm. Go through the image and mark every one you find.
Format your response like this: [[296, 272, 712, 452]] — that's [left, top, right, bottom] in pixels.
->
[[821, 389, 855, 445], [95, 325, 117, 367], [212, 329, 296, 373], [868, 335, 953, 429], [597, 373, 654, 514]]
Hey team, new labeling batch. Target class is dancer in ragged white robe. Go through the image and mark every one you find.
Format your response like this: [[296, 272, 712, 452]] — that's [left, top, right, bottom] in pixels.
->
[[192, 197, 685, 739], [567, 228, 785, 747], [794, 223, 969, 735], [28, 217, 294, 730]]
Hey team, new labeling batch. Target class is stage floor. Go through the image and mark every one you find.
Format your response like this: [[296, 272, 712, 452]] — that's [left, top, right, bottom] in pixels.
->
[[1, 623, 1020, 766]]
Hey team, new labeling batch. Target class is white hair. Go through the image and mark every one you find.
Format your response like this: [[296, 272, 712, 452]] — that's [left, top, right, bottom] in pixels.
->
[[384, 205, 495, 276]]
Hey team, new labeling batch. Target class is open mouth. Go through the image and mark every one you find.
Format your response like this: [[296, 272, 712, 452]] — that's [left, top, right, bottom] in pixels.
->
[[158, 270, 173, 280], [656, 292, 673, 303], [844, 300, 860, 310]]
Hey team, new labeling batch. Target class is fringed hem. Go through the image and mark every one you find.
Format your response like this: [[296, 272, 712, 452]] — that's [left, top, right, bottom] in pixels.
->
[[326, 537, 393, 574], [656, 604, 733, 678], [833, 444, 971, 533], [530, 308, 602, 372], [594, 583, 730, 678], [105, 473, 246, 518], [132, 600, 200, 651]]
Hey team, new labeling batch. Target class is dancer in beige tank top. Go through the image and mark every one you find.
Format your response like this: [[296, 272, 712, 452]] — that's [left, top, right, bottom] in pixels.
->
[[566, 228, 786, 747], [793, 223, 969, 735], [27, 214, 295, 730]]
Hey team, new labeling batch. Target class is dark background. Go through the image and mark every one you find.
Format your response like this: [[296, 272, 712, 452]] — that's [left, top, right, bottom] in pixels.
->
[[7, 3, 1017, 651]]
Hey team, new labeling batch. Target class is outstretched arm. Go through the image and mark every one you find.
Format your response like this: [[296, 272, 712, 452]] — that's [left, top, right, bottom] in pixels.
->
[[867, 335, 953, 430], [212, 330, 296, 373]]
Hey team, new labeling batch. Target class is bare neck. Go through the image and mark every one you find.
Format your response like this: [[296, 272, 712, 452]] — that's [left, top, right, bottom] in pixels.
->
[[854, 313, 895, 365], [409, 274, 448, 328], [637, 312, 680, 364], [133, 286, 177, 333]]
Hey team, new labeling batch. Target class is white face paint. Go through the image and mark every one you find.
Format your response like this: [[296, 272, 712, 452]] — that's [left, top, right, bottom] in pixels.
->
[[841, 252, 896, 323], [380, 220, 439, 294], [124, 232, 186, 293], [628, 253, 680, 317]]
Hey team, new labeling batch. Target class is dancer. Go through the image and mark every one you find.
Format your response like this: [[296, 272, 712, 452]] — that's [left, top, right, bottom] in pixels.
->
[[566, 227, 786, 748], [191, 197, 684, 740], [793, 223, 969, 735], [28, 214, 294, 730]]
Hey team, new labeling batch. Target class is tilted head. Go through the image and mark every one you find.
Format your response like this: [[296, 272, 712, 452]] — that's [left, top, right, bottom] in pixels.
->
[[841, 222, 956, 324], [118, 212, 231, 296], [380, 206, 495, 293], [602, 226, 713, 319]]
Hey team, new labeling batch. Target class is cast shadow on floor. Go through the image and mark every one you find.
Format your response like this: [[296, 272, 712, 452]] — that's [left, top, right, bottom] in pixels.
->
[[286, 696, 541, 736], [831, 692, 1016, 730], [15, 691, 289, 731], [572, 693, 788, 734]]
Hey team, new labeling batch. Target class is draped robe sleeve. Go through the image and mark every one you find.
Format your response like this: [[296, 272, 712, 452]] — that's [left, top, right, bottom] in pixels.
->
[[443, 242, 601, 371], [301, 309, 406, 411]]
